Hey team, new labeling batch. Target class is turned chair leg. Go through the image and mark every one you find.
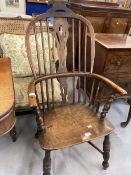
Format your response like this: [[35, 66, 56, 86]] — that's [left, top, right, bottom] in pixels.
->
[[121, 104, 131, 128], [43, 150, 51, 175], [102, 135, 110, 170], [10, 126, 17, 142], [35, 112, 44, 139]]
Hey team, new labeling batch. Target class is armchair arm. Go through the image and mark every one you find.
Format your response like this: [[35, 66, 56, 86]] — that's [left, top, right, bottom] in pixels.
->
[[28, 72, 127, 108], [28, 80, 37, 108], [91, 73, 127, 96]]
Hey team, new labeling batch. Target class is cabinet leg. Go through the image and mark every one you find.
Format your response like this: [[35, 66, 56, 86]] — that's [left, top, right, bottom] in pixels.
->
[[121, 102, 131, 128], [102, 135, 110, 170], [43, 150, 51, 175], [10, 126, 16, 142]]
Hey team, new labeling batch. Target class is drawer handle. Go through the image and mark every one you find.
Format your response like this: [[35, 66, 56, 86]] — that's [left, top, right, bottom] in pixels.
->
[[116, 60, 121, 66], [111, 60, 122, 66]]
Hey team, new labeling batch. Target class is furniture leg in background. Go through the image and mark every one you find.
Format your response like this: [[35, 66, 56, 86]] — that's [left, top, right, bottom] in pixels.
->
[[121, 99, 131, 127]]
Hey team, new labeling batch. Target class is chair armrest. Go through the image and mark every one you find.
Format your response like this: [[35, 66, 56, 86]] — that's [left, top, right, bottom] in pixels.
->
[[28, 80, 37, 108], [28, 72, 127, 108], [91, 73, 127, 96]]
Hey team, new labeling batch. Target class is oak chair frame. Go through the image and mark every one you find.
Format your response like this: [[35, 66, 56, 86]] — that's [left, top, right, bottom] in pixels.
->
[[25, 1, 127, 174]]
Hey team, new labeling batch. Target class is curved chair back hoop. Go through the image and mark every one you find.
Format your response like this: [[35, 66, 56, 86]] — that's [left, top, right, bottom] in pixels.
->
[[25, 2, 96, 109], [25, 4, 95, 78]]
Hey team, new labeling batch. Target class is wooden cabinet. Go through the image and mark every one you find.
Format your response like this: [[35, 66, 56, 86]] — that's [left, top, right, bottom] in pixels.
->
[[70, 0, 131, 34], [92, 34, 131, 127], [94, 34, 131, 94]]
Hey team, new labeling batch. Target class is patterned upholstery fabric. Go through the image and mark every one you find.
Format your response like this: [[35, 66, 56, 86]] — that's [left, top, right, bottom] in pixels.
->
[[0, 33, 58, 77], [0, 33, 61, 107]]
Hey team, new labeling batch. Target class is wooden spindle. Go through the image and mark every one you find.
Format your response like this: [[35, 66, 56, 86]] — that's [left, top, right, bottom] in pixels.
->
[[89, 79, 95, 106], [40, 20, 47, 75], [51, 78, 55, 108], [39, 21, 50, 108], [34, 25, 45, 108], [84, 26, 87, 103], [47, 19, 54, 108], [34, 24, 41, 75], [47, 19, 52, 73], [96, 85, 104, 113], [78, 20, 81, 103], [93, 81, 100, 110], [84, 26, 87, 73], [72, 19, 75, 103]]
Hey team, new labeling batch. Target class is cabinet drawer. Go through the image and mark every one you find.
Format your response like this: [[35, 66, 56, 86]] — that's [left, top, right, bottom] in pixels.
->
[[104, 54, 131, 74], [104, 73, 131, 83], [103, 74, 131, 94]]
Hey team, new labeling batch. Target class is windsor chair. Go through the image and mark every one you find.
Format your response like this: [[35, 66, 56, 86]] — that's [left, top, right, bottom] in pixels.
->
[[25, 1, 127, 174]]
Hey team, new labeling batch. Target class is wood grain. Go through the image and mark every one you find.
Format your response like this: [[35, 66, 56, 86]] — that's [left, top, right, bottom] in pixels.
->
[[39, 104, 114, 150], [0, 58, 14, 118], [0, 58, 16, 139]]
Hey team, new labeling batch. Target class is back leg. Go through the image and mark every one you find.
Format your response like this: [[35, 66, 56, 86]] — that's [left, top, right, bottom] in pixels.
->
[[43, 150, 51, 175], [10, 126, 17, 142]]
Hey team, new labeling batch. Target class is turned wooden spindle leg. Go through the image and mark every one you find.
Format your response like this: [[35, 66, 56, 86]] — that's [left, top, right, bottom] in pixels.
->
[[43, 150, 51, 175], [10, 126, 16, 142], [121, 100, 131, 128], [35, 108, 44, 139], [102, 135, 110, 170]]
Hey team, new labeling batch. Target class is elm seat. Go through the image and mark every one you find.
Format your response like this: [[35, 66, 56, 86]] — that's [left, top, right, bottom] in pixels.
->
[[0, 58, 16, 141], [39, 104, 114, 150]]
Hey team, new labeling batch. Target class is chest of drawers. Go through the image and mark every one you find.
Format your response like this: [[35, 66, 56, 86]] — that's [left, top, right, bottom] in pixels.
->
[[93, 34, 131, 127], [94, 34, 131, 94]]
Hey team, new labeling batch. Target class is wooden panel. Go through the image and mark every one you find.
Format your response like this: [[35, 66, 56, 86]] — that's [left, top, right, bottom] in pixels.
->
[[108, 18, 128, 34], [70, 2, 131, 34], [86, 16, 105, 33]]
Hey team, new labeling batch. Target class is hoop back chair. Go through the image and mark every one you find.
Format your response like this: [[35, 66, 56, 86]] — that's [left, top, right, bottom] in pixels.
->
[[25, 1, 127, 174]]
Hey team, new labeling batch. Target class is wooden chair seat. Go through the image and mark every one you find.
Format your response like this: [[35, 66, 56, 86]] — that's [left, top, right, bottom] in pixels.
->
[[39, 104, 114, 150]]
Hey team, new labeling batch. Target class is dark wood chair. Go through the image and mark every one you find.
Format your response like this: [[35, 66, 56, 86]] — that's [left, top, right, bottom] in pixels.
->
[[0, 58, 16, 142], [25, 1, 127, 174]]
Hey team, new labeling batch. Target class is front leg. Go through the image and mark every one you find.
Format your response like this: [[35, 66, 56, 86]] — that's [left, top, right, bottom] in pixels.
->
[[102, 135, 110, 170], [35, 108, 44, 138], [43, 150, 51, 175]]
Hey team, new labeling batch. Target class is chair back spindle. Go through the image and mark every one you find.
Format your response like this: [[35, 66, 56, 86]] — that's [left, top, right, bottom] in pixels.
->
[[25, 1, 96, 109]]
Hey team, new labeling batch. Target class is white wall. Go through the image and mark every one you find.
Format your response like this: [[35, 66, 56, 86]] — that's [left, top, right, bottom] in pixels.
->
[[0, 0, 26, 14]]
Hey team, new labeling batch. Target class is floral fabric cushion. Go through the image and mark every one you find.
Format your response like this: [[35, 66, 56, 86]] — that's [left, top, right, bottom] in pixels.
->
[[0, 33, 59, 77], [0, 32, 61, 107]]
